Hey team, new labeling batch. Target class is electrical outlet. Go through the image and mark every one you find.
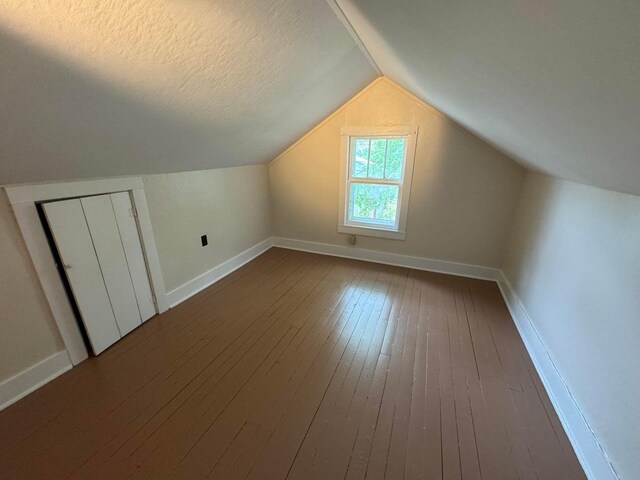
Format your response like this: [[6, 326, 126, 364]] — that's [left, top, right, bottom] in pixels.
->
[[201, 234, 208, 247]]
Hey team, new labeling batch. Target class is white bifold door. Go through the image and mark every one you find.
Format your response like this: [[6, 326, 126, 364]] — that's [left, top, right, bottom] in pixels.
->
[[43, 192, 156, 354]]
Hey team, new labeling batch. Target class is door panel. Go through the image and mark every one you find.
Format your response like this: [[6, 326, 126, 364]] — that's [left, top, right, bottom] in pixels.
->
[[111, 192, 156, 322], [81, 195, 142, 337], [43, 199, 121, 354]]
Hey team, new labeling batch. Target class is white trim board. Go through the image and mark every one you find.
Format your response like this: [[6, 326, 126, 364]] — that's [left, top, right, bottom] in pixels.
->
[[166, 238, 274, 308], [272, 237, 501, 281], [0, 351, 72, 412], [4, 177, 144, 204], [497, 274, 619, 480], [4, 177, 169, 365]]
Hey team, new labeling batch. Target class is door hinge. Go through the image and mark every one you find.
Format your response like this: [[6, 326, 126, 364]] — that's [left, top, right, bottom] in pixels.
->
[[130, 206, 138, 218]]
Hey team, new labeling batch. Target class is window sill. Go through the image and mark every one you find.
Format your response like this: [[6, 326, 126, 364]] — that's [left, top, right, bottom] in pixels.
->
[[337, 224, 406, 240]]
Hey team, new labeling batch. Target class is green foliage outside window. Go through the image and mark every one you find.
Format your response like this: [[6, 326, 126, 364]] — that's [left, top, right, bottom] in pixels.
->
[[351, 183, 399, 223], [348, 136, 405, 226]]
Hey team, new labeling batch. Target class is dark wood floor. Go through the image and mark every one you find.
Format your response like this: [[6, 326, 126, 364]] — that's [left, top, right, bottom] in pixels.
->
[[0, 248, 585, 480]]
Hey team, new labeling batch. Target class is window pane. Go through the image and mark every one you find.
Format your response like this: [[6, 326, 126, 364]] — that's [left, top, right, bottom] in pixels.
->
[[368, 139, 386, 178], [385, 138, 405, 180], [349, 183, 399, 226], [352, 139, 369, 178]]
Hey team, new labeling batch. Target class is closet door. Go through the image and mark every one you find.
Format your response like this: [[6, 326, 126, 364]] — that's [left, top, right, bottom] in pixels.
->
[[111, 192, 156, 322], [43, 199, 121, 354], [81, 195, 142, 337]]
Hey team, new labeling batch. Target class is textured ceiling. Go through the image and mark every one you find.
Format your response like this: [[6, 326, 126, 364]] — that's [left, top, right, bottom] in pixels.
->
[[337, 0, 640, 196], [0, 0, 376, 184]]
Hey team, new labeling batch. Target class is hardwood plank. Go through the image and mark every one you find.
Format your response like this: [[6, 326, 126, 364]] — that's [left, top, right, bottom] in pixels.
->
[[421, 274, 444, 480], [240, 265, 384, 480], [0, 248, 292, 444], [365, 270, 420, 480], [136, 257, 367, 477], [0, 249, 586, 480], [286, 266, 402, 479], [343, 272, 408, 480], [440, 276, 480, 480]]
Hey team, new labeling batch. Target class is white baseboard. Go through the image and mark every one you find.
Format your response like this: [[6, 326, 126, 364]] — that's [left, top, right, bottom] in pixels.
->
[[497, 273, 618, 480], [0, 239, 274, 412], [0, 351, 72, 411], [272, 237, 501, 281], [274, 237, 615, 479], [166, 238, 274, 307], [0, 235, 616, 480]]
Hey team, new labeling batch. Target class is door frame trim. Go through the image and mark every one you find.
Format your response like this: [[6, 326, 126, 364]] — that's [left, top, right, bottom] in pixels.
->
[[4, 177, 168, 365]]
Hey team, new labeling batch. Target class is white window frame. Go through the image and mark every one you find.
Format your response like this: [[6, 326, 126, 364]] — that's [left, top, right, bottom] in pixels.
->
[[338, 126, 418, 240]]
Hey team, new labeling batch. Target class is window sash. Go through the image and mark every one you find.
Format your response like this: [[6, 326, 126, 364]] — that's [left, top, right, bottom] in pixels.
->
[[346, 136, 407, 230], [349, 136, 406, 183], [347, 177, 401, 186], [346, 180, 403, 230]]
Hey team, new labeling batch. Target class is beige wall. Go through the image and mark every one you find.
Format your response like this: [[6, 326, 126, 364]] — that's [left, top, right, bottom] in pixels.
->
[[0, 192, 64, 382], [142, 164, 272, 293], [503, 172, 640, 480], [269, 78, 525, 267], [0, 164, 271, 383]]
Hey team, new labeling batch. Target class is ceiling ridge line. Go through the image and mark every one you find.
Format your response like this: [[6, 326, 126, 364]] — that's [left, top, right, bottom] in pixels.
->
[[324, 0, 383, 76]]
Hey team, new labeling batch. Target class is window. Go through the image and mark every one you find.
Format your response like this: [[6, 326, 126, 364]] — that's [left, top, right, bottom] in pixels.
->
[[338, 126, 417, 240]]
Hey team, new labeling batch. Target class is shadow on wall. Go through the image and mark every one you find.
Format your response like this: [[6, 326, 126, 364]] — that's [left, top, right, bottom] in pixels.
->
[[502, 175, 558, 291], [0, 28, 221, 184], [0, 4, 377, 188], [409, 117, 521, 264], [398, 116, 525, 266], [502, 173, 640, 479], [0, 26, 358, 186]]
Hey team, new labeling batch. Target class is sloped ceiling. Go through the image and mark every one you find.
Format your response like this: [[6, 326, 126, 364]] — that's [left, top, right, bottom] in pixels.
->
[[336, 0, 640, 196], [0, 0, 376, 185]]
